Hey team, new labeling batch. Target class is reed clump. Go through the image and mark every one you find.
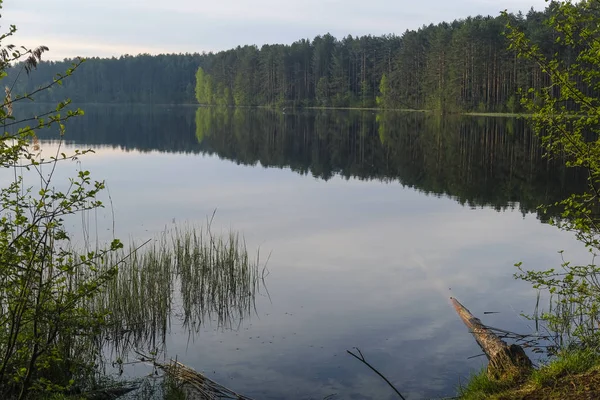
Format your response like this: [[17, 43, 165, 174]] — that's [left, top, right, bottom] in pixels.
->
[[90, 225, 265, 356]]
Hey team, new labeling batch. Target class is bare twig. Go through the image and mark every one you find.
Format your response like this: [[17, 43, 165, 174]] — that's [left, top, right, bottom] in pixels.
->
[[346, 347, 406, 400]]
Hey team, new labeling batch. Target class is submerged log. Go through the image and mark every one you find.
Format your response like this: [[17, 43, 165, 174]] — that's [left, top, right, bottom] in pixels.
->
[[82, 386, 139, 400], [451, 297, 532, 380], [156, 359, 255, 400]]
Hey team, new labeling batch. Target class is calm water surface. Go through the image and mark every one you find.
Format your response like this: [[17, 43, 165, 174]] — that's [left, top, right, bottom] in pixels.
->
[[33, 106, 590, 399]]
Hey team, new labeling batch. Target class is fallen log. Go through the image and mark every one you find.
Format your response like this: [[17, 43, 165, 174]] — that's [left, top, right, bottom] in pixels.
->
[[81, 385, 139, 400], [451, 297, 532, 380], [156, 359, 255, 400]]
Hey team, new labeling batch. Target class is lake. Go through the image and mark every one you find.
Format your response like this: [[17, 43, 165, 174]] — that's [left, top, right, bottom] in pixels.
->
[[31, 105, 590, 399]]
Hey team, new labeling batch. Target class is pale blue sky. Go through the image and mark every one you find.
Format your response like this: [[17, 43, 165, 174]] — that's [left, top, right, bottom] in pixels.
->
[[5, 0, 548, 60]]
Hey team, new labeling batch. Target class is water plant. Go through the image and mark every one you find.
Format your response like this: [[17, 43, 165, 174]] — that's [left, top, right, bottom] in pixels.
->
[[92, 224, 266, 359]]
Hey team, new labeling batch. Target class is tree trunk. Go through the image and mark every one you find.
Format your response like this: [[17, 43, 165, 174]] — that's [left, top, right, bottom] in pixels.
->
[[451, 297, 532, 380]]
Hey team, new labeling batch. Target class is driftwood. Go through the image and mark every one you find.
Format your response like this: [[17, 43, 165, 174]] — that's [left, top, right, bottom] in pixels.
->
[[81, 386, 139, 400], [156, 359, 254, 400], [451, 297, 532, 380]]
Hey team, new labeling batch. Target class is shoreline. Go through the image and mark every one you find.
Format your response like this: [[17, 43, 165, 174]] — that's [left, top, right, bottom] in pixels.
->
[[28, 102, 528, 117]]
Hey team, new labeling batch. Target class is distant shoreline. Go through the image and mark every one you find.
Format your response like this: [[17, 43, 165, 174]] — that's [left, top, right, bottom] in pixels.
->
[[23, 102, 528, 117]]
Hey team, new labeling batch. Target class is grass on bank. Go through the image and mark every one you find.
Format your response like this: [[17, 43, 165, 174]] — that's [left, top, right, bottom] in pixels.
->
[[458, 349, 600, 399]]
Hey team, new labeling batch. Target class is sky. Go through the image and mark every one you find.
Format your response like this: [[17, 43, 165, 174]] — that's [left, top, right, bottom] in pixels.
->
[[5, 0, 549, 60]]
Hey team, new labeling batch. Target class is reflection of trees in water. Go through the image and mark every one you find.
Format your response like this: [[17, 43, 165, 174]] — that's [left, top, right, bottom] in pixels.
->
[[35, 105, 585, 217], [33, 105, 202, 154], [195, 108, 585, 217]]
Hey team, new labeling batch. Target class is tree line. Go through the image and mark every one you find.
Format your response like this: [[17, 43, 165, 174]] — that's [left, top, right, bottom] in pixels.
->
[[9, 2, 587, 112], [195, 3, 580, 111], [9, 54, 204, 104]]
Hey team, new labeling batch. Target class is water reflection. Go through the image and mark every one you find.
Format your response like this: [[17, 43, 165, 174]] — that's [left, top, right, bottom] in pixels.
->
[[195, 108, 585, 218], [35, 105, 586, 220]]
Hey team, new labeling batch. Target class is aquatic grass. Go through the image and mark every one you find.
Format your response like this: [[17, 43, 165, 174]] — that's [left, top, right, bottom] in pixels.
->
[[174, 226, 260, 330], [89, 224, 265, 356], [97, 234, 174, 355]]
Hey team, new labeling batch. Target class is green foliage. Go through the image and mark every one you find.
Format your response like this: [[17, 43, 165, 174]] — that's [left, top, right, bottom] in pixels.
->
[[506, 95, 519, 113], [316, 76, 329, 106], [0, 7, 124, 399], [195, 67, 215, 105], [376, 74, 390, 109], [195, 67, 206, 104], [359, 79, 372, 108], [504, 0, 600, 350]]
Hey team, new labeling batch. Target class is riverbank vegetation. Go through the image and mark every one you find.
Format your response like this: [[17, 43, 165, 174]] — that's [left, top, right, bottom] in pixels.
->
[[459, 348, 600, 399], [457, 0, 600, 397]]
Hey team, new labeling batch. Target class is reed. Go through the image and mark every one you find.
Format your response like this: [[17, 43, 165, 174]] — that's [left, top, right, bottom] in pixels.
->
[[90, 224, 265, 357]]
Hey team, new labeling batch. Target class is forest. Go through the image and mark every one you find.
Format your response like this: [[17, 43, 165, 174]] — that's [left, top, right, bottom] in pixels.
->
[[8, 3, 587, 112]]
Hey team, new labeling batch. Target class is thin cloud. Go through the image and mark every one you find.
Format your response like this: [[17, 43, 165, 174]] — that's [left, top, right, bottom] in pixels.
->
[[12, 37, 187, 59], [6, 0, 549, 60]]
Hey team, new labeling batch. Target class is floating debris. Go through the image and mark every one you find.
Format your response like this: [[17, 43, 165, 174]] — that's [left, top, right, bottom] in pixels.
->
[[156, 359, 255, 400]]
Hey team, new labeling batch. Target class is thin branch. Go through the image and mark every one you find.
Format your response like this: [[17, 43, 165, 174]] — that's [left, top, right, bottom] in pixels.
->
[[347, 347, 406, 400]]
